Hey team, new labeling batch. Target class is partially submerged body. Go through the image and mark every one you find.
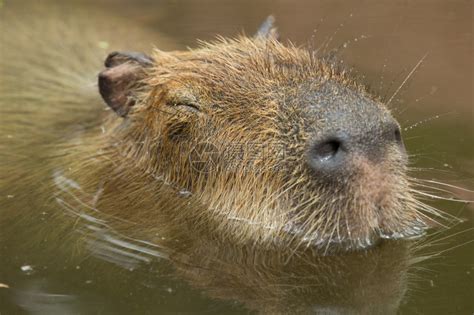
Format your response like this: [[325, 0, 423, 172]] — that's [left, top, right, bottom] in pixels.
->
[[0, 8, 435, 255], [0, 3, 459, 314]]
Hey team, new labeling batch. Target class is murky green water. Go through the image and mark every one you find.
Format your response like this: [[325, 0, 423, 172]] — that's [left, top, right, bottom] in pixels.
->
[[0, 0, 472, 314]]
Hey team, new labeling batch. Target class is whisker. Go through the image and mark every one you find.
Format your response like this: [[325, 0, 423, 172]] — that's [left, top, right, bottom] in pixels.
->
[[412, 197, 460, 220], [409, 182, 466, 197], [387, 52, 428, 105], [403, 112, 454, 132], [408, 200, 456, 227], [407, 167, 458, 175], [415, 179, 474, 193], [411, 189, 473, 203], [415, 227, 473, 250]]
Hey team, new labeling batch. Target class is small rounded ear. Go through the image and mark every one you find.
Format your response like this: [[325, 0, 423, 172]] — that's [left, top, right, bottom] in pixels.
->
[[254, 15, 280, 41], [98, 51, 153, 117]]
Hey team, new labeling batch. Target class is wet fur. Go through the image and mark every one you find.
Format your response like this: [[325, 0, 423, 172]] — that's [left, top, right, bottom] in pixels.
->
[[0, 5, 445, 255]]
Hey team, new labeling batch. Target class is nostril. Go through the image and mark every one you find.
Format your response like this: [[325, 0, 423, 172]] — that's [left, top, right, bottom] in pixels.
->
[[308, 136, 346, 174], [393, 126, 403, 145], [392, 125, 407, 156], [312, 139, 341, 162]]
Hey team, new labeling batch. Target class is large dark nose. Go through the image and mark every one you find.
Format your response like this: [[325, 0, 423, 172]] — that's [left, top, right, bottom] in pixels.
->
[[307, 123, 405, 175]]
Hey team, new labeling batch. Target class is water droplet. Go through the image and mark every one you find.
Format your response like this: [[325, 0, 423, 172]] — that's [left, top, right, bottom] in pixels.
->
[[178, 189, 192, 198], [20, 265, 34, 275]]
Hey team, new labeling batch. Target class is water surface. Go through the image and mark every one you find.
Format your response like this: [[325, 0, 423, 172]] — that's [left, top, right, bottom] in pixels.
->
[[0, 1, 472, 314]]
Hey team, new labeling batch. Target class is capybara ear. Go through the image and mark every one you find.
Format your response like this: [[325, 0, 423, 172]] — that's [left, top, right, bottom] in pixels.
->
[[254, 15, 280, 41], [98, 51, 153, 117]]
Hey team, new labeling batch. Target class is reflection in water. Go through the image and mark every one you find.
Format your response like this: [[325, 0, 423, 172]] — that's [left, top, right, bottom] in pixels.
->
[[49, 204, 415, 314], [2, 165, 414, 313], [13, 280, 80, 315], [48, 169, 413, 314], [171, 241, 412, 314], [54, 169, 170, 270]]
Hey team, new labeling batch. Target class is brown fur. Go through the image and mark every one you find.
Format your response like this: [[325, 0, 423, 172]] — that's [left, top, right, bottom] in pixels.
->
[[0, 6, 440, 255]]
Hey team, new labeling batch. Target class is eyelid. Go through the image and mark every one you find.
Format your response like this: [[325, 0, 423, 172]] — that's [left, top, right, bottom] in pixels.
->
[[173, 102, 201, 113], [167, 90, 201, 113]]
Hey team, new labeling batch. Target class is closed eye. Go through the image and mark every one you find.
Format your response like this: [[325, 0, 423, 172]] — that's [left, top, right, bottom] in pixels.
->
[[173, 102, 201, 113]]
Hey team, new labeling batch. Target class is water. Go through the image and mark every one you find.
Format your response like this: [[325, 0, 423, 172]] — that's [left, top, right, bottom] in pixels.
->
[[0, 0, 472, 314]]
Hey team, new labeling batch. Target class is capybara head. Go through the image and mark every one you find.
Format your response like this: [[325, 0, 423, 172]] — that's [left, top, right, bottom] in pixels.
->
[[98, 18, 429, 252]]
